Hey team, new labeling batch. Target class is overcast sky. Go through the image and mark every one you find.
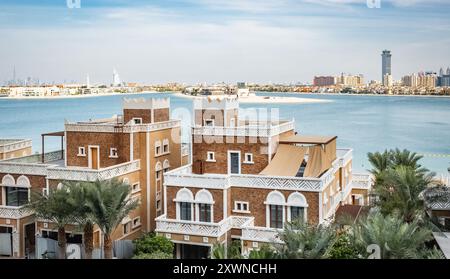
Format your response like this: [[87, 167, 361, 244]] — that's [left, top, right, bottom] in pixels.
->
[[0, 0, 449, 85]]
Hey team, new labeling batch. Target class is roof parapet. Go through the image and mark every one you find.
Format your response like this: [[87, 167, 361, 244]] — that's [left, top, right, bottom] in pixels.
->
[[123, 97, 170, 110], [193, 95, 239, 110]]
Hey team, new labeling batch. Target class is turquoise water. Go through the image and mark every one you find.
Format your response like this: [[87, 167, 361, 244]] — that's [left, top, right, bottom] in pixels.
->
[[1, 93, 449, 175]]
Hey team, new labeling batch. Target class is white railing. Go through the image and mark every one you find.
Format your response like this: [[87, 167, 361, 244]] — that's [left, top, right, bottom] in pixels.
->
[[0, 139, 32, 154], [337, 148, 353, 167], [65, 120, 180, 133], [0, 206, 34, 219], [155, 215, 254, 238], [351, 173, 372, 190], [0, 162, 52, 176], [47, 160, 140, 181], [192, 120, 294, 138], [241, 227, 283, 243], [230, 174, 323, 192]]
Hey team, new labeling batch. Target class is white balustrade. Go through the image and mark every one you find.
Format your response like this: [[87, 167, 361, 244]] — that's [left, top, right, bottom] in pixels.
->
[[47, 160, 140, 182], [351, 173, 373, 190], [65, 120, 180, 133], [192, 121, 294, 138], [0, 206, 33, 219], [241, 227, 283, 243], [0, 139, 32, 153]]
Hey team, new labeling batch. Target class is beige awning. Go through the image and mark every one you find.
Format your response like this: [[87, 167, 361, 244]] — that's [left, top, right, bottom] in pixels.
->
[[260, 144, 306, 176], [279, 135, 337, 145]]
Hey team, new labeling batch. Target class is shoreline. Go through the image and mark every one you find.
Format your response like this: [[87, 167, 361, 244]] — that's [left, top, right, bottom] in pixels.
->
[[174, 92, 331, 104], [257, 91, 450, 98], [0, 91, 170, 100]]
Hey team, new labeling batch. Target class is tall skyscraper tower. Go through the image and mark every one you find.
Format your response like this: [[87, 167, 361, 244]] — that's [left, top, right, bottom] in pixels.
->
[[112, 68, 121, 86], [381, 50, 392, 82]]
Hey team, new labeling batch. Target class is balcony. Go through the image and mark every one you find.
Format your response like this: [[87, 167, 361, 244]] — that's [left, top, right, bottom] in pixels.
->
[[65, 119, 181, 133], [351, 173, 373, 190], [0, 151, 64, 176], [241, 226, 283, 244], [155, 215, 254, 238], [47, 160, 141, 182], [192, 120, 295, 138], [0, 205, 33, 219]]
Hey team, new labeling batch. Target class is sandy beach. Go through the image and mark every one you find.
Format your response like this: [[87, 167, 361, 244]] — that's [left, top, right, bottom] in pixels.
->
[[174, 93, 331, 104]]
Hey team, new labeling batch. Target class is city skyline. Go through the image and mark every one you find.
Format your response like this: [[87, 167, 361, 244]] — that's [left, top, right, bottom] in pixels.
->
[[0, 0, 449, 84]]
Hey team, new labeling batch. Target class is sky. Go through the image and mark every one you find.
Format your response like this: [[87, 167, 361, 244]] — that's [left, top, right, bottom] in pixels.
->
[[0, 0, 449, 85]]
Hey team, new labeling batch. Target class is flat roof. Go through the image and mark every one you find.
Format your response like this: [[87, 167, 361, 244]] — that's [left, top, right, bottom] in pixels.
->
[[279, 135, 337, 145]]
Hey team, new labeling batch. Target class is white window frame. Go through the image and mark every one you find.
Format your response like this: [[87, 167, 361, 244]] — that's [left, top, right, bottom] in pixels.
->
[[243, 153, 254, 164], [131, 182, 141, 193], [77, 147, 86, 157], [132, 217, 141, 229], [227, 150, 241, 174], [123, 222, 131, 235], [109, 147, 118, 158], [162, 139, 170, 154], [206, 151, 216, 162], [233, 201, 250, 213], [132, 118, 142, 124], [155, 141, 162, 156]]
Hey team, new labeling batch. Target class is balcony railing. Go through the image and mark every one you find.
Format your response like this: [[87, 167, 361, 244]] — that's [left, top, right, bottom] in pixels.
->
[[351, 173, 373, 190], [0, 139, 32, 153], [0, 205, 34, 219], [65, 120, 181, 133], [155, 215, 254, 238], [192, 120, 295, 138], [47, 160, 141, 182], [241, 226, 283, 243]]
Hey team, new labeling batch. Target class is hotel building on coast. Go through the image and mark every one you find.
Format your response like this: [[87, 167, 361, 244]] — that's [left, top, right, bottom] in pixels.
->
[[0, 98, 188, 258], [155, 96, 372, 259], [0, 96, 372, 259]]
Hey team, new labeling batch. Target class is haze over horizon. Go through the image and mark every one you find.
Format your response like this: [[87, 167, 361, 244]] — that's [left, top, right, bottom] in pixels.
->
[[1, 0, 449, 85]]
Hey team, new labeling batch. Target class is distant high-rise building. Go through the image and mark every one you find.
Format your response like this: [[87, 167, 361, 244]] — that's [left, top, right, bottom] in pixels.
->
[[383, 74, 393, 87], [402, 72, 437, 88], [313, 76, 336, 87], [439, 68, 444, 77], [335, 73, 364, 87], [447, 67, 450, 75], [86, 74, 90, 88], [381, 50, 392, 82], [112, 68, 121, 86]]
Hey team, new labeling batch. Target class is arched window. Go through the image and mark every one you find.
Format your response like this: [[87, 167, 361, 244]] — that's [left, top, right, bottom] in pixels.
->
[[163, 159, 170, 172], [195, 189, 214, 223], [287, 192, 308, 223], [155, 140, 162, 156], [174, 188, 194, 221], [1, 174, 15, 186], [16, 175, 31, 188], [155, 161, 162, 171], [265, 191, 286, 229]]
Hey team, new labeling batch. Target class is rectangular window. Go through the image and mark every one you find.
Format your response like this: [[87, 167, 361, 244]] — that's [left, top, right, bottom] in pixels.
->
[[6, 187, 29, 206], [244, 153, 254, 164], [198, 204, 212, 223], [132, 217, 141, 228], [156, 170, 161, 180], [206, 152, 215, 162], [78, 147, 86, 157], [156, 200, 161, 210], [132, 118, 142, 124], [233, 201, 250, 213], [163, 143, 169, 153], [229, 152, 240, 174], [123, 222, 131, 234], [270, 205, 283, 229], [109, 148, 118, 158], [204, 119, 214, 126], [180, 202, 192, 221], [131, 183, 140, 193], [155, 146, 161, 155], [290, 207, 305, 223]]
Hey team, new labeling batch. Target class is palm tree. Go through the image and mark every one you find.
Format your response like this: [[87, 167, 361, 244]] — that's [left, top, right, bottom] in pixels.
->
[[64, 181, 95, 259], [374, 166, 435, 222], [276, 222, 335, 259], [28, 187, 76, 259], [367, 150, 391, 177], [351, 211, 432, 259], [85, 179, 138, 259], [390, 148, 428, 175]]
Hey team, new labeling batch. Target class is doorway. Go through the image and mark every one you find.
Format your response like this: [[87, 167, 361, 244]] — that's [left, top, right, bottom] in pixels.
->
[[89, 146, 99, 169], [24, 223, 36, 258]]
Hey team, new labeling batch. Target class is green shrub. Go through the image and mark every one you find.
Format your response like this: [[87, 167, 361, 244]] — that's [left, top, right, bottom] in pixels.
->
[[134, 233, 174, 255], [328, 234, 359, 259], [133, 251, 173, 259]]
